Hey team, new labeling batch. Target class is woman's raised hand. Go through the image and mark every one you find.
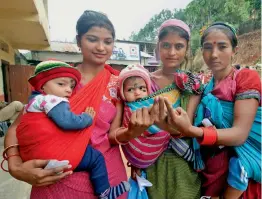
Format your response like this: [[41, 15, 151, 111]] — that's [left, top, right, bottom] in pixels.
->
[[164, 98, 194, 137], [150, 96, 181, 136], [128, 107, 154, 138]]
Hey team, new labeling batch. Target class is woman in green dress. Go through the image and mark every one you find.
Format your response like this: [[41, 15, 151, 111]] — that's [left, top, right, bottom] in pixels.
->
[[145, 19, 201, 199]]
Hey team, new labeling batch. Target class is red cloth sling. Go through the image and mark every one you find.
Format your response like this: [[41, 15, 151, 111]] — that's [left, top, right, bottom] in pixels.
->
[[17, 65, 119, 170]]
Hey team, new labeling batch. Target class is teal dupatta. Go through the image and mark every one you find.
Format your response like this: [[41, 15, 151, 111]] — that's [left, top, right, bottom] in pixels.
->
[[193, 77, 261, 183]]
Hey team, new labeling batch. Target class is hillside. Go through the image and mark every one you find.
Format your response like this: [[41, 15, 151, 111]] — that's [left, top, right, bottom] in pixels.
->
[[233, 30, 261, 66]]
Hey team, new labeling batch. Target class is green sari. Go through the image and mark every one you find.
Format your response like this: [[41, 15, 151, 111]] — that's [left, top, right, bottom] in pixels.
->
[[145, 82, 201, 199]]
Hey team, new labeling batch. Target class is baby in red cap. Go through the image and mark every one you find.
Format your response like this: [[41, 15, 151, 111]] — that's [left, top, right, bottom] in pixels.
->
[[17, 60, 130, 199], [27, 60, 95, 129]]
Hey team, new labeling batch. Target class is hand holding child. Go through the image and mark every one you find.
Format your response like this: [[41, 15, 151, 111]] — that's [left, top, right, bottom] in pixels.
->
[[85, 107, 96, 119]]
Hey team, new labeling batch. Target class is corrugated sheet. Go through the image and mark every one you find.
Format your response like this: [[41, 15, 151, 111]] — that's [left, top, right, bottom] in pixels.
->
[[49, 42, 152, 58], [50, 42, 80, 53]]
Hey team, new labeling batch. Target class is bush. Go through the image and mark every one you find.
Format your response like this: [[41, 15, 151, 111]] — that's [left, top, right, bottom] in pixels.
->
[[238, 19, 261, 35]]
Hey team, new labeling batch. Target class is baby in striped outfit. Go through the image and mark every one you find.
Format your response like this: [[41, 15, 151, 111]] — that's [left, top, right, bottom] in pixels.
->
[[119, 64, 197, 170]]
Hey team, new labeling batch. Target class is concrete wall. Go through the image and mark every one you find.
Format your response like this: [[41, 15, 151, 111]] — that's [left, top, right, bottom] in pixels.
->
[[0, 36, 15, 101], [0, 0, 50, 50]]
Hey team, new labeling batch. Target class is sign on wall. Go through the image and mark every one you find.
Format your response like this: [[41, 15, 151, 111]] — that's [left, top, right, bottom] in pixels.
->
[[110, 42, 140, 61]]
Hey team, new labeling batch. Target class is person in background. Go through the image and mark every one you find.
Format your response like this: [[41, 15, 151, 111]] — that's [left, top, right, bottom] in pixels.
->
[[234, 64, 241, 70], [0, 101, 23, 123], [0, 101, 23, 137]]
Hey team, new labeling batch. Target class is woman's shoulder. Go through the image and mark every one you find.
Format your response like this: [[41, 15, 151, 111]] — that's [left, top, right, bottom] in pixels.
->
[[235, 68, 260, 80], [234, 68, 261, 101], [235, 69, 261, 92]]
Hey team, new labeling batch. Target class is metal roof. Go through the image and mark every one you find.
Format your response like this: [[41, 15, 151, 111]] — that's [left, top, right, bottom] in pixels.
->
[[46, 41, 153, 58], [50, 42, 80, 53]]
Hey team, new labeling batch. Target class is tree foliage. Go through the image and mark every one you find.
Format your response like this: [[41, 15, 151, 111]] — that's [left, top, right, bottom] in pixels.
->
[[129, 9, 174, 42], [129, 0, 261, 54]]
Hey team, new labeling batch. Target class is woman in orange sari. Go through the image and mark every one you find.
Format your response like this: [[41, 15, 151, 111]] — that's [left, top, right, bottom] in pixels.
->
[[4, 10, 153, 199]]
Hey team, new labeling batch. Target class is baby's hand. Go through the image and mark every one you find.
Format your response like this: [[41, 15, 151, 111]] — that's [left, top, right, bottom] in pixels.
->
[[85, 107, 96, 119]]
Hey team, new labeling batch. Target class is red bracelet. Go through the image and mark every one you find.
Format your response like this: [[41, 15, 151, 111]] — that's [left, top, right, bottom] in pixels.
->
[[198, 126, 217, 145], [1, 154, 20, 172]]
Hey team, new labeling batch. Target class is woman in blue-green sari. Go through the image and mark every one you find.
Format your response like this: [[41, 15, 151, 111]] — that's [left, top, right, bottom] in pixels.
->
[[159, 22, 261, 199]]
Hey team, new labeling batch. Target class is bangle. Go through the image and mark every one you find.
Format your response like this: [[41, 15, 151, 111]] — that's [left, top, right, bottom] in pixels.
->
[[114, 127, 129, 145], [1, 153, 20, 172], [197, 126, 217, 145], [3, 144, 19, 159]]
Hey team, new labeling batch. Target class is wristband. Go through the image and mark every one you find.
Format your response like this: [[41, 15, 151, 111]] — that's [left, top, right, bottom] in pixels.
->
[[198, 126, 217, 145]]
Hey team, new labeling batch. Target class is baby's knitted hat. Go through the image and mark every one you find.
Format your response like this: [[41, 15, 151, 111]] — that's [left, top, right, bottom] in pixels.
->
[[118, 64, 151, 101], [29, 60, 81, 91]]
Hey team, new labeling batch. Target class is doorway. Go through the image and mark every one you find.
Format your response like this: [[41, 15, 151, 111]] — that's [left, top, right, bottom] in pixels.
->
[[1, 60, 10, 102]]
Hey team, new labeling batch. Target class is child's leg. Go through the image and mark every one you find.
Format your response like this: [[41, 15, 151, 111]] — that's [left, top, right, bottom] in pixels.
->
[[75, 145, 110, 193], [169, 138, 194, 162], [225, 157, 248, 199], [75, 145, 130, 199]]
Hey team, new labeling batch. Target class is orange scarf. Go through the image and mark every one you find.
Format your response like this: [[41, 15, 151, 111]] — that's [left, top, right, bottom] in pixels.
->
[[17, 65, 118, 169]]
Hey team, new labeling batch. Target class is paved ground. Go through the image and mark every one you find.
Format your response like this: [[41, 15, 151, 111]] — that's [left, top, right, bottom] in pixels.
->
[[0, 137, 31, 199]]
